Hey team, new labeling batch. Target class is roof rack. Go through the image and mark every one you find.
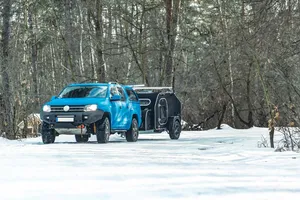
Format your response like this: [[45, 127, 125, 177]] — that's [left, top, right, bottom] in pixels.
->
[[133, 86, 173, 92], [79, 79, 98, 83], [108, 82, 118, 85], [130, 84, 145, 87]]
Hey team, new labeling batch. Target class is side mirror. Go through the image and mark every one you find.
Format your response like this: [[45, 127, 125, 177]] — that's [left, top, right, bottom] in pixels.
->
[[110, 94, 121, 101], [50, 96, 57, 101]]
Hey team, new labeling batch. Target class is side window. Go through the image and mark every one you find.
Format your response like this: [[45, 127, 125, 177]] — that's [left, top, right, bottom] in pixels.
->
[[117, 87, 126, 101], [125, 88, 138, 101], [110, 87, 119, 97]]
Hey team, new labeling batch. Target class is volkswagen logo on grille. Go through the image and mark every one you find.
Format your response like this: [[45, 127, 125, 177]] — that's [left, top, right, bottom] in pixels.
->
[[63, 105, 70, 112]]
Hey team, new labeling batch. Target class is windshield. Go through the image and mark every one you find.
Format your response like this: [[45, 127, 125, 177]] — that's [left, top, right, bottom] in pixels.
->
[[58, 86, 108, 98]]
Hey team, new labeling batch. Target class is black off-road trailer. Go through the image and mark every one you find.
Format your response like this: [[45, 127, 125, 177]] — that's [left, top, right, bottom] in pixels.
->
[[132, 86, 182, 139]]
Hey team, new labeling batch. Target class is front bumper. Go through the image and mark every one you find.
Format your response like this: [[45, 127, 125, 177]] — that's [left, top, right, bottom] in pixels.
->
[[41, 110, 104, 129]]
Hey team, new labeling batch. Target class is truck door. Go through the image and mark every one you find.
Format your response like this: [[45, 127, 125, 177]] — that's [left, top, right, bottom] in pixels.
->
[[116, 87, 129, 129], [125, 87, 140, 128], [110, 86, 122, 129]]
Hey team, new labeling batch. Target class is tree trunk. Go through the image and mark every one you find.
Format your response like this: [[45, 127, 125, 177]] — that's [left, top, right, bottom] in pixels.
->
[[65, 0, 76, 81], [28, 2, 40, 107], [95, 0, 106, 82], [1, 0, 14, 138], [78, 3, 85, 76], [164, 0, 181, 87], [269, 127, 274, 148], [87, 11, 97, 80], [217, 0, 235, 127], [50, 43, 57, 92], [218, 104, 227, 129], [107, 4, 112, 81], [159, 35, 164, 86], [246, 64, 254, 127], [139, 2, 148, 85]]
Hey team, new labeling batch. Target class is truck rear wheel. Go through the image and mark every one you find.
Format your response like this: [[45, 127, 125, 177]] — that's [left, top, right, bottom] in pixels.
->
[[96, 117, 110, 143], [75, 135, 89, 143], [168, 119, 181, 140], [125, 118, 139, 142], [41, 122, 56, 144]]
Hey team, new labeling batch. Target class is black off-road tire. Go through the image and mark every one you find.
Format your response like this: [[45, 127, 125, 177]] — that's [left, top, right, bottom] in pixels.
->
[[168, 119, 181, 140], [125, 118, 139, 142], [41, 122, 56, 144], [96, 117, 110, 143], [75, 135, 89, 143]]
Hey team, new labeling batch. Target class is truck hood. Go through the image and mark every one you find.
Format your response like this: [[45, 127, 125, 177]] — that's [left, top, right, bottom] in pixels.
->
[[46, 98, 107, 106]]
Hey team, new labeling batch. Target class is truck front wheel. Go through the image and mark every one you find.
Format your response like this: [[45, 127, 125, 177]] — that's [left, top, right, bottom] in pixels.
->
[[96, 117, 110, 143], [41, 122, 56, 144]]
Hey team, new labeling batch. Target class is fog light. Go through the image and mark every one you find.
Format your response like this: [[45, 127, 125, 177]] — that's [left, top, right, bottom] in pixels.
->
[[84, 116, 88, 119]]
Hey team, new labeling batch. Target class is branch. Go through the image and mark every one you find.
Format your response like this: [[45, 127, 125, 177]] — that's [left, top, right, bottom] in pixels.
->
[[213, 60, 252, 127]]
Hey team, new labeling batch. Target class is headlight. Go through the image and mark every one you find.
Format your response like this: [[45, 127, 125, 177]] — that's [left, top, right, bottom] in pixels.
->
[[84, 104, 97, 112], [43, 105, 51, 112]]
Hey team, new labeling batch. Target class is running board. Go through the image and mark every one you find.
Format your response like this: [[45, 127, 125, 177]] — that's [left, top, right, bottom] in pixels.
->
[[111, 129, 127, 133], [139, 129, 166, 134]]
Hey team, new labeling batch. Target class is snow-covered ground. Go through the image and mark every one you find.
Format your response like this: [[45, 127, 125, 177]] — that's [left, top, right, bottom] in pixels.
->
[[0, 125, 299, 200]]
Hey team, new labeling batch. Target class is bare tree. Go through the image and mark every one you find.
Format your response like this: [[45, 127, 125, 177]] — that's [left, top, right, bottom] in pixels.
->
[[1, 0, 14, 138], [164, 0, 181, 88]]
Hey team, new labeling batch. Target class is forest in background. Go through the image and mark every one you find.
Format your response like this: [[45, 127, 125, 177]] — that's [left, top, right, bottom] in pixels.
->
[[1, 0, 300, 139]]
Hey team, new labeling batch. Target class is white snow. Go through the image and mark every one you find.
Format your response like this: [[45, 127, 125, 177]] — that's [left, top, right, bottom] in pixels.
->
[[0, 125, 300, 200]]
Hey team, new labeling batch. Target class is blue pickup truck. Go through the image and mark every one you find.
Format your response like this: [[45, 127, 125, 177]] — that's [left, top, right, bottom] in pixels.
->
[[40, 82, 141, 144]]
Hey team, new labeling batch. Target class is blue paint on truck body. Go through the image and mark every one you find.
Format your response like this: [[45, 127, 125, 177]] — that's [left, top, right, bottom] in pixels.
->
[[40, 82, 141, 134]]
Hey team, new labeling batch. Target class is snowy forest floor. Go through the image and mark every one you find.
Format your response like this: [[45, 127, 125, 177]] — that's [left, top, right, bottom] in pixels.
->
[[0, 125, 299, 200]]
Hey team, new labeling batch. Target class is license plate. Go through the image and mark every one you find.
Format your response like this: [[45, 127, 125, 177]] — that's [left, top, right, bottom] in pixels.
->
[[56, 116, 74, 122]]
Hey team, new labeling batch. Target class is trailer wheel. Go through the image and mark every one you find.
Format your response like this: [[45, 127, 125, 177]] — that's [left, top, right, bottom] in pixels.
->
[[168, 119, 181, 140]]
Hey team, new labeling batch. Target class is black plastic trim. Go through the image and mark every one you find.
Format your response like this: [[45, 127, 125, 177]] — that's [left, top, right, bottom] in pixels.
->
[[41, 110, 104, 128]]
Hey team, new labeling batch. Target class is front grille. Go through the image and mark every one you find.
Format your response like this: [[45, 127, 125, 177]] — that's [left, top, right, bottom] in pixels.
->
[[51, 106, 85, 112]]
